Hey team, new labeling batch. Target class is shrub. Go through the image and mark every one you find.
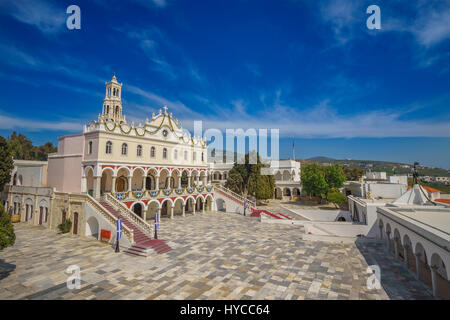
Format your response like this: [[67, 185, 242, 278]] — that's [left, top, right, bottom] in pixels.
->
[[327, 190, 347, 209], [0, 203, 15, 250], [58, 219, 72, 234]]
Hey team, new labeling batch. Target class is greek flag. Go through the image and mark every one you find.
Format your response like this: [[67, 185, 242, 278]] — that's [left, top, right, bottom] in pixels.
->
[[155, 212, 159, 231], [116, 219, 122, 241]]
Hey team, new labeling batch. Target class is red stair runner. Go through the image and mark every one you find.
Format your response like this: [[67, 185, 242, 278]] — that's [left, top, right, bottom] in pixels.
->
[[277, 213, 293, 220], [250, 208, 292, 220], [100, 201, 172, 255]]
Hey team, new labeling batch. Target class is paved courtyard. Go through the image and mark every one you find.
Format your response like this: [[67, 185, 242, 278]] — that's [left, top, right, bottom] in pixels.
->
[[0, 211, 433, 300]]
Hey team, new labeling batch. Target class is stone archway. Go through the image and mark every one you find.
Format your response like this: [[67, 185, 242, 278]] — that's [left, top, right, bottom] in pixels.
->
[[174, 198, 183, 215], [86, 168, 94, 197], [86, 216, 99, 239], [116, 168, 129, 192], [146, 201, 159, 221], [195, 197, 204, 212], [101, 169, 113, 194], [431, 253, 450, 299], [132, 203, 142, 218], [185, 198, 194, 214], [161, 200, 169, 216], [216, 198, 226, 212]]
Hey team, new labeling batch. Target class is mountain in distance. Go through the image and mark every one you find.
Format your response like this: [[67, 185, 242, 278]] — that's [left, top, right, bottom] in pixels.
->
[[306, 156, 337, 162], [299, 156, 449, 177]]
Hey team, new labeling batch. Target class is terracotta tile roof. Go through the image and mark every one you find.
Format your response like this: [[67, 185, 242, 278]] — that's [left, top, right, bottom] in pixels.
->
[[407, 185, 441, 193], [436, 199, 450, 204]]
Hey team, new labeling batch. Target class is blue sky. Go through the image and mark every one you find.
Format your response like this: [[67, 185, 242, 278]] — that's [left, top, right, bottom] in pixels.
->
[[0, 0, 449, 168]]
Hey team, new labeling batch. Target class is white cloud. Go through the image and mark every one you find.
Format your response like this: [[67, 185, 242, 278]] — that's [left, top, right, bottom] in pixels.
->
[[0, 0, 65, 34], [0, 114, 82, 132]]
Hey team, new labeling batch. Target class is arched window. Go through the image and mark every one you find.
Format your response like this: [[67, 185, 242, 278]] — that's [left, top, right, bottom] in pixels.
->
[[163, 148, 167, 159], [174, 149, 178, 160], [106, 141, 112, 154], [184, 150, 188, 160], [150, 146, 155, 157], [88, 141, 93, 154], [137, 145, 142, 157], [117, 89, 119, 96], [106, 105, 110, 114], [113, 88, 116, 96], [115, 106, 120, 116], [121, 143, 128, 155], [201, 152, 204, 162]]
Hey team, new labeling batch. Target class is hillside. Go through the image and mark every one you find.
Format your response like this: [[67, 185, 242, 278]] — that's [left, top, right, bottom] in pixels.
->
[[300, 157, 450, 177]]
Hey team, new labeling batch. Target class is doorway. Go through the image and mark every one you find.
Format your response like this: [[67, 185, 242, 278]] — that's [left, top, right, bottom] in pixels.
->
[[73, 212, 79, 235]]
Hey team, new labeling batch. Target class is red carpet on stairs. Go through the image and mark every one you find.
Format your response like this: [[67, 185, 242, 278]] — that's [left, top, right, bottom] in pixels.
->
[[250, 208, 293, 220], [277, 213, 292, 220], [99, 201, 172, 255]]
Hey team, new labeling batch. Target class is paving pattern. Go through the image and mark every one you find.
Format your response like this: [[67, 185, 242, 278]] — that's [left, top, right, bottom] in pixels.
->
[[0, 212, 433, 300]]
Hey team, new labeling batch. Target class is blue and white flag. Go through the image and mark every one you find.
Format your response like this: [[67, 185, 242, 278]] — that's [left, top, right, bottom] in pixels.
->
[[116, 218, 122, 241], [154, 212, 159, 231]]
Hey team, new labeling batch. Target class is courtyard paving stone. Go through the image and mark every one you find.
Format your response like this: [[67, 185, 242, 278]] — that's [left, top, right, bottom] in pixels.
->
[[0, 211, 433, 300]]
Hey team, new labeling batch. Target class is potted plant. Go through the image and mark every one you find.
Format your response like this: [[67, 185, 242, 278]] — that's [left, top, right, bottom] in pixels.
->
[[57, 219, 72, 234]]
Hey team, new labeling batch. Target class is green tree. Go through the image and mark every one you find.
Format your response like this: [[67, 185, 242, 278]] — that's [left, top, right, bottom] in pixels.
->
[[0, 203, 15, 250], [0, 136, 14, 191], [327, 189, 347, 209], [7, 132, 34, 160], [301, 163, 329, 203], [225, 152, 274, 200], [343, 167, 364, 181], [325, 164, 346, 189], [225, 172, 244, 194], [6, 131, 57, 161]]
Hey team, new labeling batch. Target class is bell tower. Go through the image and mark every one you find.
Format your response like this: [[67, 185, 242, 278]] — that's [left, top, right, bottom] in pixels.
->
[[101, 75, 124, 122]]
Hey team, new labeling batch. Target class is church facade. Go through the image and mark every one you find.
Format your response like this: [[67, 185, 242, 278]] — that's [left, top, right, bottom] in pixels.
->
[[46, 75, 215, 221]]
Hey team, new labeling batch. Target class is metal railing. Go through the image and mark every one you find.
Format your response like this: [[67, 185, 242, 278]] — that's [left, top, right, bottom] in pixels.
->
[[104, 193, 154, 238], [215, 185, 256, 209], [82, 193, 135, 243]]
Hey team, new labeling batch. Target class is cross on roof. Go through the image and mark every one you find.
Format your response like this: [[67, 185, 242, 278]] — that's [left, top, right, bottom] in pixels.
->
[[163, 105, 168, 113]]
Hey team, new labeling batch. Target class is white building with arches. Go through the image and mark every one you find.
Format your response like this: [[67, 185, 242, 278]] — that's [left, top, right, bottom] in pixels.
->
[[209, 159, 301, 200], [46, 75, 215, 222]]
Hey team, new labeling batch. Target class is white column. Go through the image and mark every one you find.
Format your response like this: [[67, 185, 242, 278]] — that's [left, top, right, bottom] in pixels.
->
[[188, 174, 191, 188], [142, 210, 147, 221], [404, 246, 409, 268], [178, 176, 181, 189], [94, 177, 101, 198], [112, 176, 116, 193], [142, 176, 146, 191], [167, 174, 172, 189], [169, 205, 174, 219], [192, 201, 196, 215], [386, 232, 391, 252], [182, 205, 185, 217], [155, 175, 160, 191], [394, 236, 399, 259], [127, 175, 132, 192], [415, 253, 421, 280], [81, 177, 87, 193], [430, 266, 438, 297]]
